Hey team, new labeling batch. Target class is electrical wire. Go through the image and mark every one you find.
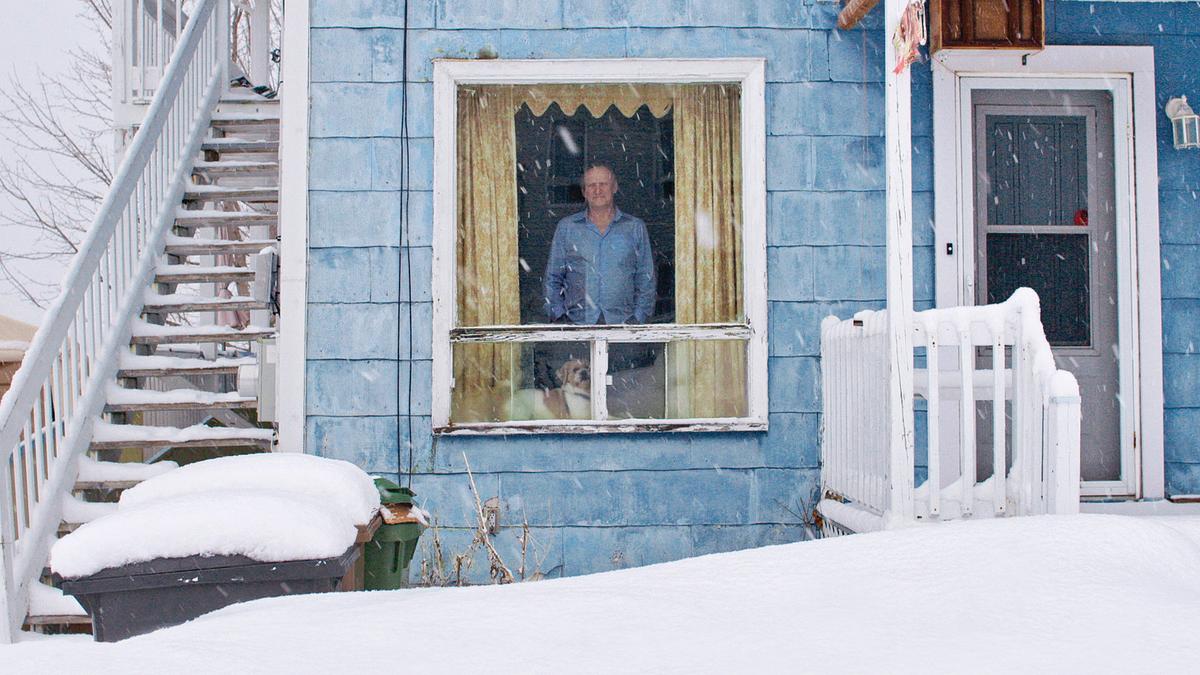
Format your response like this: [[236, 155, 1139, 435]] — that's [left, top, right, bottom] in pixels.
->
[[396, 0, 416, 488]]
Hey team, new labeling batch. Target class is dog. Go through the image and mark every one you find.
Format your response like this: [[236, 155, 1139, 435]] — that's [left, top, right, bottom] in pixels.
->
[[507, 359, 591, 420]]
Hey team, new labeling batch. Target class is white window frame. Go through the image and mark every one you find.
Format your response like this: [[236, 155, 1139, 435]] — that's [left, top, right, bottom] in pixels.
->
[[431, 58, 768, 434], [932, 46, 1164, 499]]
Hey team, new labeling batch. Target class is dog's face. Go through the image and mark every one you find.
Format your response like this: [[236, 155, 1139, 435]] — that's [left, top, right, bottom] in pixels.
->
[[556, 359, 590, 392]]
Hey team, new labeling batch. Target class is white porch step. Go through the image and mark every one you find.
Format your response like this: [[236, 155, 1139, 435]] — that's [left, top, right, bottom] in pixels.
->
[[210, 111, 280, 127], [164, 236, 276, 257], [130, 324, 273, 343], [58, 494, 117, 535], [89, 420, 273, 451], [183, 185, 278, 203], [201, 138, 278, 154], [129, 320, 273, 345], [174, 209, 276, 230], [155, 264, 256, 285], [143, 294, 270, 314], [103, 385, 256, 413], [73, 455, 178, 491], [192, 160, 279, 178], [220, 91, 280, 104], [117, 353, 255, 378]]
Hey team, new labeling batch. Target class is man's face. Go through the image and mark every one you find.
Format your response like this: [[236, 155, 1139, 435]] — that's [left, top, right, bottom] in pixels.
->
[[582, 167, 617, 211]]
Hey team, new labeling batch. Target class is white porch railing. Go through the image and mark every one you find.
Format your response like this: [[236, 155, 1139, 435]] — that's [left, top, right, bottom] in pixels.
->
[[819, 289, 1082, 535], [0, 0, 228, 641], [114, 0, 275, 128]]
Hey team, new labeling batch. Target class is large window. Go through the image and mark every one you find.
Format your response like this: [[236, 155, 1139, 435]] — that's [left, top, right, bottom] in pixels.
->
[[432, 60, 767, 433]]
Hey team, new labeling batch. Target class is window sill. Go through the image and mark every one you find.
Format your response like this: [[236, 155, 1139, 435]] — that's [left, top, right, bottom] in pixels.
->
[[434, 417, 768, 435]]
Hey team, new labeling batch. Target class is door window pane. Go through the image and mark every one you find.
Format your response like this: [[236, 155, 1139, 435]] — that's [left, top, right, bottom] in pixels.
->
[[986, 115, 1088, 226], [986, 233, 1090, 346]]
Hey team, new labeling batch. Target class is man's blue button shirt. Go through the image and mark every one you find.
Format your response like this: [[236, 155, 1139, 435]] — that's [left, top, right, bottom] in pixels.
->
[[543, 208, 656, 324]]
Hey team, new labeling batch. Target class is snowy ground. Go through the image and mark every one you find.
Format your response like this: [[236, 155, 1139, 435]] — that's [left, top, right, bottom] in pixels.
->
[[5, 514, 1200, 674]]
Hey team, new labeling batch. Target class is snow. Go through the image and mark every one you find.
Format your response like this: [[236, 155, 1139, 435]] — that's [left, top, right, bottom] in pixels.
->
[[118, 453, 380, 526], [155, 264, 252, 276], [144, 291, 258, 304], [164, 233, 274, 246], [0, 339, 30, 352], [130, 319, 270, 336], [12, 515, 1200, 672], [76, 456, 178, 483], [118, 353, 256, 370], [90, 420, 274, 443], [49, 490, 357, 579], [104, 385, 251, 405], [27, 582, 85, 617], [61, 494, 117, 524]]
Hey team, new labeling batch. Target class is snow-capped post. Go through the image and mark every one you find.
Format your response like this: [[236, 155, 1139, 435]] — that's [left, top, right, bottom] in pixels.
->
[[884, 0, 920, 523]]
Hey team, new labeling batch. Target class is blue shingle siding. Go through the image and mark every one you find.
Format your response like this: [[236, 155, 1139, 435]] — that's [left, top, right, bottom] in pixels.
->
[[307, 0, 1200, 580]]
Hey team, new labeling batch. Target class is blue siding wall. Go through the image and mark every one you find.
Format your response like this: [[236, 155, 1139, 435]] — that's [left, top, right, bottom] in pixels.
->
[[306, 0, 1200, 580], [306, 0, 893, 579]]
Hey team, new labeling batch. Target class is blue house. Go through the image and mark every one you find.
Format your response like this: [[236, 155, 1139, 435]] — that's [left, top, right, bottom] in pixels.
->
[[4, 0, 1200, 636], [286, 0, 1200, 576]]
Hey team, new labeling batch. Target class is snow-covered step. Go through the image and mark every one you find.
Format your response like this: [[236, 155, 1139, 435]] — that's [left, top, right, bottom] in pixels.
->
[[143, 291, 269, 314], [219, 91, 280, 104], [183, 185, 278, 203], [117, 353, 255, 378], [129, 322, 274, 346], [191, 160, 279, 178], [201, 138, 278, 154], [58, 494, 118, 535], [154, 264, 255, 285], [164, 236, 276, 257], [129, 322, 273, 346], [103, 385, 256, 413], [24, 583, 89, 630], [89, 420, 274, 451], [210, 112, 280, 127], [174, 209, 276, 229], [74, 455, 178, 491]]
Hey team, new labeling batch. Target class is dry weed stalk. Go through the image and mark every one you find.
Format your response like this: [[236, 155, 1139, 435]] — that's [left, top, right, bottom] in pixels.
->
[[462, 452, 515, 584]]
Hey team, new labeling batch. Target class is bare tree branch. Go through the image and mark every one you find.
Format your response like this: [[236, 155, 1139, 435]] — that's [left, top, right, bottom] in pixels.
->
[[0, 1, 112, 308]]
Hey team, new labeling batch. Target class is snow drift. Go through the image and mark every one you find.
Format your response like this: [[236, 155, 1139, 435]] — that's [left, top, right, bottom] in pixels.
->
[[17, 515, 1200, 673]]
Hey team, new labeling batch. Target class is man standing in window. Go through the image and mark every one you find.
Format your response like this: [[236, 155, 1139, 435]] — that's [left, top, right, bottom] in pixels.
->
[[543, 164, 657, 324]]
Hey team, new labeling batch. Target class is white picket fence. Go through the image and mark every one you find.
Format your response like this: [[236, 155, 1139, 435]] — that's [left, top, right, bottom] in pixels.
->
[[819, 289, 1081, 535], [0, 0, 228, 641]]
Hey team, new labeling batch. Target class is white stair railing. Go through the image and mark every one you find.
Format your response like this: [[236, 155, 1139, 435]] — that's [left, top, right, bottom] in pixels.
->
[[818, 289, 1081, 534], [0, 0, 228, 641]]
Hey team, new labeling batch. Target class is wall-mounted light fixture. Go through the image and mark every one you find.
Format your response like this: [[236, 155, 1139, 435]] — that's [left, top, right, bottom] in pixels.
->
[[1166, 96, 1200, 149]]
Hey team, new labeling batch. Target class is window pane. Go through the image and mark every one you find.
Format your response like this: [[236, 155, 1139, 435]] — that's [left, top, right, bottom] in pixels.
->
[[986, 233, 1090, 346], [456, 83, 745, 329], [607, 339, 747, 420], [986, 115, 1088, 227], [451, 341, 591, 423]]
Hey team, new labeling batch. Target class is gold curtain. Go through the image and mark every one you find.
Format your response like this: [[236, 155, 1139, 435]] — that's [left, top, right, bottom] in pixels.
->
[[668, 84, 747, 418], [452, 87, 520, 422]]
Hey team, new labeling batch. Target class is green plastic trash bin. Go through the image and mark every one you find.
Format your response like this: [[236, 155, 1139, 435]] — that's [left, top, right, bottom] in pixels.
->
[[364, 478, 425, 590]]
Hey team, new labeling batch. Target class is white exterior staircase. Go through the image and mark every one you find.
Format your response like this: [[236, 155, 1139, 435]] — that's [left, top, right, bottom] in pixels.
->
[[0, 0, 283, 641]]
